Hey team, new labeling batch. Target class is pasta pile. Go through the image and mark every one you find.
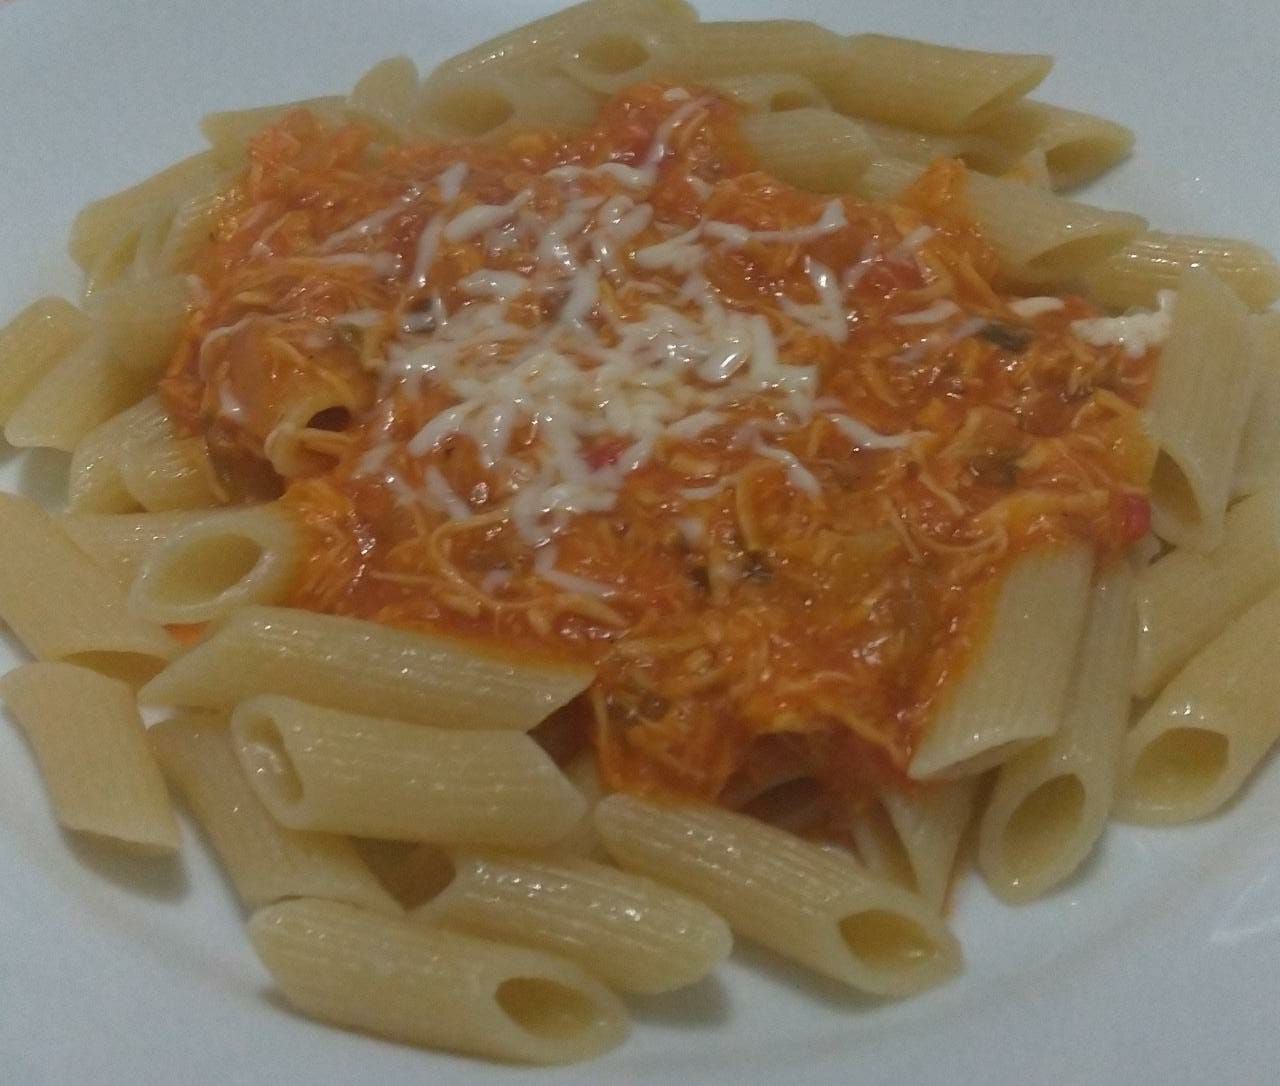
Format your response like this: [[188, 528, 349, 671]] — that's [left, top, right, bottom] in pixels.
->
[[2, 0, 1280, 1067]]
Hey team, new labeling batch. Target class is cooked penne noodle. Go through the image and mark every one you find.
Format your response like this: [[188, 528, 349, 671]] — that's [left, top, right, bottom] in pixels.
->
[[1, 662, 179, 852], [1134, 487, 1280, 698], [0, 296, 91, 424], [429, 0, 696, 81], [1001, 147, 1053, 189], [60, 510, 199, 588], [703, 72, 830, 113], [909, 543, 1094, 780], [1118, 585, 1280, 824], [416, 849, 732, 993], [118, 433, 220, 511], [229, 695, 587, 845], [129, 504, 298, 624], [68, 150, 225, 273], [0, 492, 177, 669], [412, 71, 602, 143], [860, 119, 1011, 175], [978, 563, 1135, 902], [856, 157, 1145, 283], [739, 108, 874, 193], [68, 395, 175, 513], [828, 35, 1052, 132], [149, 713, 400, 913], [1081, 231, 1280, 314], [249, 898, 629, 1065], [556, 19, 681, 94], [662, 20, 849, 84], [347, 56, 421, 139], [853, 779, 979, 909], [140, 605, 592, 728], [4, 335, 151, 453], [556, 751, 609, 859], [1233, 313, 1280, 496], [595, 794, 961, 997], [1145, 268, 1255, 552], [86, 275, 191, 377], [974, 99, 1134, 190]]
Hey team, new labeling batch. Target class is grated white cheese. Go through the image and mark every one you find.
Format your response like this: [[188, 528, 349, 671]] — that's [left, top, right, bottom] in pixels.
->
[[828, 414, 916, 450], [755, 440, 822, 497], [1008, 296, 1066, 319], [893, 300, 961, 326], [444, 191, 532, 242], [423, 465, 472, 520], [1070, 290, 1177, 358]]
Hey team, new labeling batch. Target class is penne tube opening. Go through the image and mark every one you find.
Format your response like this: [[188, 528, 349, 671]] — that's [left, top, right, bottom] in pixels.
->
[[248, 898, 628, 1064], [414, 82, 517, 141], [63, 650, 169, 688], [128, 507, 298, 624], [234, 701, 308, 813], [493, 976, 617, 1045], [558, 24, 671, 94], [982, 772, 1098, 902], [1120, 727, 1230, 823], [837, 908, 948, 980]]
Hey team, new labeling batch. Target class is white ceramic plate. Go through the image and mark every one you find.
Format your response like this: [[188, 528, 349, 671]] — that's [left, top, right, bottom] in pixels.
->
[[1, 2, 1278, 1082]]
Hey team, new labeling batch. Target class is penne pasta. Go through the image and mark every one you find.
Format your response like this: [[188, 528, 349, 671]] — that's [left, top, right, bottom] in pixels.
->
[[140, 604, 593, 729], [856, 158, 1146, 283], [229, 695, 587, 846], [412, 71, 602, 143], [118, 434, 221, 512], [556, 19, 681, 94], [978, 563, 1135, 902], [347, 56, 421, 139], [853, 779, 979, 909], [702, 72, 831, 113], [0, 296, 91, 424], [68, 150, 225, 273], [416, 849, 732, 993], [974, 99, 1135, 190], [1144, 268, 1255, 552], [1, 662, 178, 852], [1134, 487, 1280, 699], [909, 544, 1094, 780], [68, 396, 177, 513], [828, 35, 1052, 132], [129, 504, 299, 624], [149, 713, 400, 913], [1118, 585, 1280, 824], [85, 275, 192, 378], [860, 119, 1011, 175], [249, 898, 629, 1065], [1081, 231, 1280, 314], [1233, 313, 1280, 496], [739, 108, 874, 193], [662, 20, 849, 84], [428, 0, 696, 81], [60, 510, 200, 588], [556, 751, 609, 859], [0, 492, 177, 670], [595, 794, 961, 997], [4, 335, 151, 453]]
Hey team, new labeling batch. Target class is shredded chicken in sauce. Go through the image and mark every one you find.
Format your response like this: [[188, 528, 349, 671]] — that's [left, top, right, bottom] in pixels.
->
[[161, 83, 1156, 810]]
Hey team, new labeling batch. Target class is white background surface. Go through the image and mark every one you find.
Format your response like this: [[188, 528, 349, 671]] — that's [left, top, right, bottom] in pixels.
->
[[1, 2, 1278, 1083]]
